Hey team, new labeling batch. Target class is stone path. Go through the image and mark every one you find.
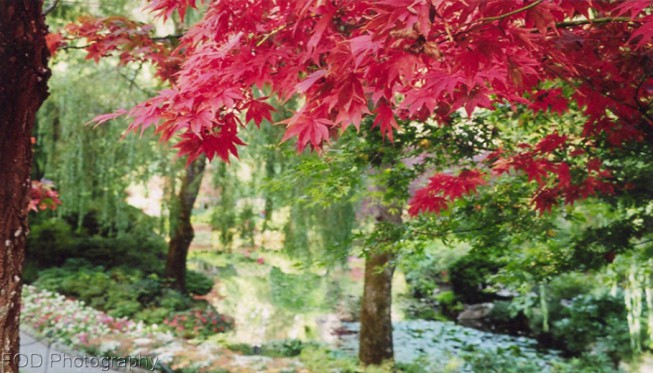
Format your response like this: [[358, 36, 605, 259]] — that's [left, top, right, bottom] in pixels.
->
[[18, 331, 122, 373]]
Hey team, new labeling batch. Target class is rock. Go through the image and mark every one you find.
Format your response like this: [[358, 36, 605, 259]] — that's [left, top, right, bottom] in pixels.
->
[[457, 303, 494, 329]]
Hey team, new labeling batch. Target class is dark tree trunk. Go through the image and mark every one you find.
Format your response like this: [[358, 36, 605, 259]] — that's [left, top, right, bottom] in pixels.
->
[[359, 201, 402, 366], [165, 156, 206, 291], [0, 1, 50, 372]]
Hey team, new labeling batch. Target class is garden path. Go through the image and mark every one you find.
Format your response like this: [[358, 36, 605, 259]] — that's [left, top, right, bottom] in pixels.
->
[[19, 330, 123, 373]]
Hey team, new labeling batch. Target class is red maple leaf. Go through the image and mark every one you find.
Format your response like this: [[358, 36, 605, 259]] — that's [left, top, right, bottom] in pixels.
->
[[408, 170, 486, 216], [372, 101, 400, 141], [45, 32, 65, 56], [245, 98, 275, 127]]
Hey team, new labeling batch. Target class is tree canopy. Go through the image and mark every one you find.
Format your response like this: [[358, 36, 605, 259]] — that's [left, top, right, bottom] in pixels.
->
[[58, 0, 653, 216]]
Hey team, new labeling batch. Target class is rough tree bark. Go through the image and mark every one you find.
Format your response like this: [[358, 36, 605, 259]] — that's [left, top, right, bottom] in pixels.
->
[[359, 196, 402, 366], [165, 156, 206, 291], [0, 1, 50, 372]]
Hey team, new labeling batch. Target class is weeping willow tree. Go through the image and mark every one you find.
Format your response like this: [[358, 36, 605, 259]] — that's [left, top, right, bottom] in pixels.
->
[[252, 127, 360, 267], [607, 255, 653, 355], [207, 95, 360, 267], [36, 58, 169, 234]]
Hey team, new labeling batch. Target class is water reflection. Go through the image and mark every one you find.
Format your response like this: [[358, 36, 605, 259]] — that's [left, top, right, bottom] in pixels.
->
[[189, 254, 358, 345]]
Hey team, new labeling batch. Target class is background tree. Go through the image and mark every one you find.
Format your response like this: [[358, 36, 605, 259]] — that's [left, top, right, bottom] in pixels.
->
[[59, 11, 213, 291]]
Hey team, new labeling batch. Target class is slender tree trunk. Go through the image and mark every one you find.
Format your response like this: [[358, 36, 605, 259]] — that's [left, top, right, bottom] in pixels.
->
[[165, 156, 206, 291], [359, 197, 402, 366], [0, 2, 50, 372]]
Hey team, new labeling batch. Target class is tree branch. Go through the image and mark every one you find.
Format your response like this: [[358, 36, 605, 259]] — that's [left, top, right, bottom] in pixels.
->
[[151, 35, 183, 42], [480, 0, 544, 22], [43, 0, 60, 16], [556, 17, 633, 28]]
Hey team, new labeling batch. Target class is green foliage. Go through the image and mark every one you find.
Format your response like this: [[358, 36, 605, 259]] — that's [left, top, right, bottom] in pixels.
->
[[36, 58, 169, 233], [460, 346, 620, 373], [551, 291, 630, 362], [267, 150, 359, 266], [269, 267, 324, 312], [227, 339, 320, 358], [27, 215, 166, 274], [401, 241, 469, 320], [158, 289, 192, 312], [30, 259, 210, 324], [39, 0, 177, 235], [185, 269, 214, 296], [209, 163, 238, 250], [299, 346, 385, 373], [449, 250, 502, 303], [461, 348, 545, 373], [434, 290, 464, 318]]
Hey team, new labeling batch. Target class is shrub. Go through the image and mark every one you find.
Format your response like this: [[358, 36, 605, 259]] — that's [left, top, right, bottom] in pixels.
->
[[551, 292, 630, 363], [186, 270, 213, 296], [449, 251, 502, 303], [435, 290, 464, 318], [228, 339, 320, 357], [461, 348, 549, 373], [158, 289, 192, 312], [32, 259, 200, 323], [135, 307, 171, 325], [26, 216, 167, 275]]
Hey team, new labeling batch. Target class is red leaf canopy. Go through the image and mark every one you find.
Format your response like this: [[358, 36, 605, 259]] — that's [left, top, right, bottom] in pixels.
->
[[66, 0, 653, 214]]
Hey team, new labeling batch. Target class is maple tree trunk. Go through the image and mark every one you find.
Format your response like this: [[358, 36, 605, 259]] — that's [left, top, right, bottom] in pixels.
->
[[359, 202, 402, 366], [0, 1, 50, 372], [165, 156, 206, 291]]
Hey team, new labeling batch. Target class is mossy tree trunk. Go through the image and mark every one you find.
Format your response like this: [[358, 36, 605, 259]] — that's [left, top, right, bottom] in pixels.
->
[[165, 155, 206, 291], [0, 1, 50, 372], [359, 197, 402, 366]]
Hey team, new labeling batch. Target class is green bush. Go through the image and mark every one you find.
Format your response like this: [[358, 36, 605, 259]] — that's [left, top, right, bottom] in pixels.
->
[[135, 307, 171, 325], [461, 348, 548, 373], [132, 275, 163, 304], [26, 216, 166, 275], [32, 259, 203, 324], [107, 300, 142, 318], [401, 242, 468, 319], [186, 270, 214, 296], [264, 339, 317, 357], [551, 292, 630, 363], [27, 218, 75, 267], [298, 346, 360, 373], [22, 261, 40, 284], [228, 339, 320, 357], [435, 290, 464, 318], [449, 251, 502, 303], [158, 289, 192, 311]]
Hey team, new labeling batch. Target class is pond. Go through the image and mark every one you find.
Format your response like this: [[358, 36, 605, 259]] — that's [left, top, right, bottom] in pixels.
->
[[189, 250, 563, 369], [189, 250, 367, 345], [338, 320, 563, 371]]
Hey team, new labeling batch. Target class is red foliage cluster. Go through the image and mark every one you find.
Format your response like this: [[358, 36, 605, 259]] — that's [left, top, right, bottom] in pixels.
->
[[63, 16, 181, 83], [491, 133, 614, 213], [408, 170, 486, 215], [163, 308, 234, 339], [59, 0, 653, 214], [29, 179, 61, 212]]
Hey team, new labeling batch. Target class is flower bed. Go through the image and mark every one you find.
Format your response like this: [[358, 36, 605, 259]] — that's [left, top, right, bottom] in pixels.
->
[[164, 308, 234, 340], [21, 285, 303, 372]]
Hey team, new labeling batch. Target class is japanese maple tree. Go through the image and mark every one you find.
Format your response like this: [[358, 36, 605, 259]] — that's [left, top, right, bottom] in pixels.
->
[[68, 0, 652, 216], [58, 0, 653, 365]]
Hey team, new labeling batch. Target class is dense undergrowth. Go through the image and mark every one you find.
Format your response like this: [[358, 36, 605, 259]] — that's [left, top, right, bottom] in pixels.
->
[[25, 212, 230, 340]]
